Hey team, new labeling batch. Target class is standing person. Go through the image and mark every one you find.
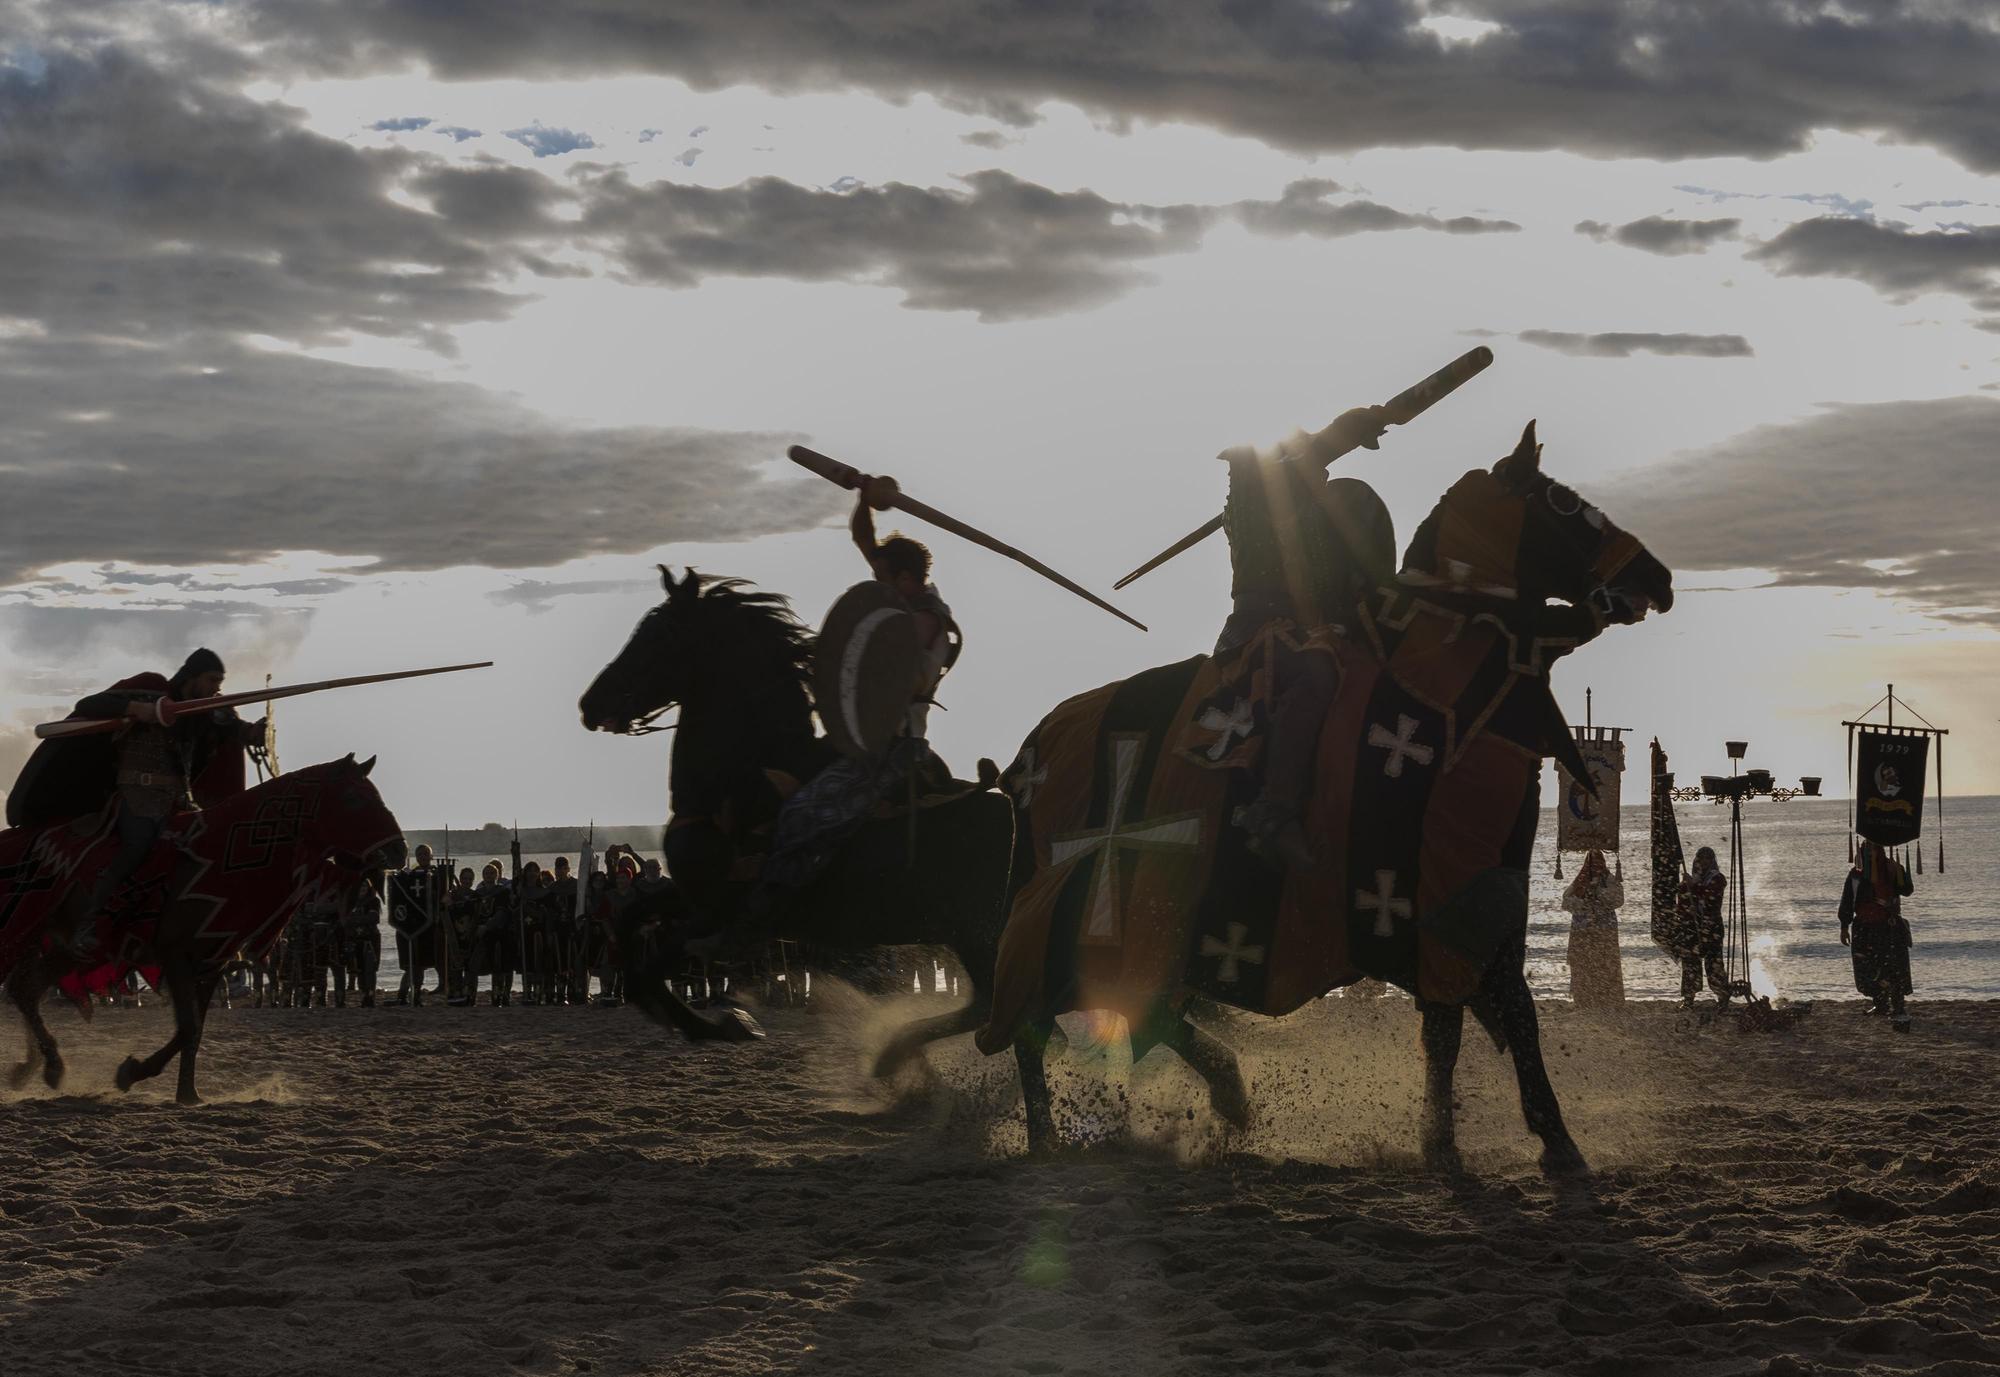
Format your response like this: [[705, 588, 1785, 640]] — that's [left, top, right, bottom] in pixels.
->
[[544, 855, 579, 1006], [390, 844, 442, 1005], [342, 874, 383, 1008], [446, 866, 480, 1007], [1561, 848, 1626, 1009], [1840, 840, 1915, 1029], [474, 861, 515, 1006], [594, 855, 638, 1006], [1675, 846, 1730, 1009]]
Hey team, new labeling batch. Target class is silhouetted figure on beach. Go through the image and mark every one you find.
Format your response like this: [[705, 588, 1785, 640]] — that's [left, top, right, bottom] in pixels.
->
[[1561, 848, 1625, 1009], [1676, 846, 1730, 1009], [1840, 840, 1914, 1030]]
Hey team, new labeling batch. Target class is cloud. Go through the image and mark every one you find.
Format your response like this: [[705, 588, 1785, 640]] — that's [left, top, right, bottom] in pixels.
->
[[240, 1, 2000, 171], [638, 127, 661, 142], [0, 337, 843, 585], [1748, 218, 2000, 321], [0, 48, 547, 352], [960, 130, 1014, 150], [503, 123, 598, 157], [571, 168, 1215, 321], [487, 577, 657, 614], [1601, 395, 2000, 624], [1514, 330, 1755, 358], [435, 124, 481, 142], [1575, 215, 1741, 256], [674, 145, 701, 167], [370, 114, 431, 132], [1234, 179, 1519, 238]]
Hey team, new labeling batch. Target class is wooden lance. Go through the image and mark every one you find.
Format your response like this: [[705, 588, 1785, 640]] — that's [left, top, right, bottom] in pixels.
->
[[34, 661, 494, 739], [787, 446, 1147, 632], [1112, 346, 1496, 589]]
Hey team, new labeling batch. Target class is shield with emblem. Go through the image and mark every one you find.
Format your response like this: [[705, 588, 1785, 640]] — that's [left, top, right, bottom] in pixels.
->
[[812, 581, 922, 761]]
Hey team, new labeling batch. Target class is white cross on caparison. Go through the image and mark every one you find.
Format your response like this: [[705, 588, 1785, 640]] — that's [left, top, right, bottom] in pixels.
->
[[1197, 698, 1255, 762], [1355, 869, 1412, 937], [1199, 921, 1265, 983], [1050, 735, 1203, 940], [1367, 714, 1435, 779]]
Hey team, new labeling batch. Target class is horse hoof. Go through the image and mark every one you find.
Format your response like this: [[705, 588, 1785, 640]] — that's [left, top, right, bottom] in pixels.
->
[[42, 1060, 65, 1091], [1209, 1083, 1253, 1131], [176, 1090, 204, 1107], [1539, 1141, 1590, 1179], [115, 1057, 142, 1093]]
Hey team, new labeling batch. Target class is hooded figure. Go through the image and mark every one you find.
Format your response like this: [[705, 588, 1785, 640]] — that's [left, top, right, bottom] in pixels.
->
[[9, 649, 265, 957]]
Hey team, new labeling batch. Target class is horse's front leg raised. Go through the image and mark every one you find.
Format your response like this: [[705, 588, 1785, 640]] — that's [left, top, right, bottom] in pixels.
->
[[871, 999, 990, 1080], [115, 957, 199, 1098], [1154, 1008, 1251, 1131], [1417, 999, 1467, 1173]]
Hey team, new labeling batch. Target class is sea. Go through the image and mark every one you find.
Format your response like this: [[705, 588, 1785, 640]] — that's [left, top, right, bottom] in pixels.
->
[[371, 799, 2000, 1003]]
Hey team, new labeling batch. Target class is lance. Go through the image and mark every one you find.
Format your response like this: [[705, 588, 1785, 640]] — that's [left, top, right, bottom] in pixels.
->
[[1112, 346, 1495, 590], [35, 660, 493, 739], [787, 445, 1146, 632]]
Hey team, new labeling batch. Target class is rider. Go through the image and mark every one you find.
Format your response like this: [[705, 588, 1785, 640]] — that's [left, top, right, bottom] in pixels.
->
[[24, 649, 268, 959], [1216, 409, 1397, 868], [752, 480, 961, 908]]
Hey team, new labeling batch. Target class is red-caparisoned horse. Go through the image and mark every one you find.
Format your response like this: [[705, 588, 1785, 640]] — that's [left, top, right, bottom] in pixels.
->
[[0, 754, 405, 1103]]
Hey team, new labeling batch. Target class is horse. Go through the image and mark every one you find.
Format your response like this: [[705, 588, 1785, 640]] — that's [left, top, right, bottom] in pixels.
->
[[0, 755, 405, 1103], [979, 422, 1676, 1174], [579, 568, 1015, 1070]]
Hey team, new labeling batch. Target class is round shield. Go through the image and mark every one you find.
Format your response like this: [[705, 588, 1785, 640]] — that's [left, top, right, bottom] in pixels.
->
[[813, 581, 921, 760]]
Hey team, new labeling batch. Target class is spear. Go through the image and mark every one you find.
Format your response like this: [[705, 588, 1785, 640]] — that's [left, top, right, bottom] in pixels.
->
[[1112, 346, 1496, 589], [787, 446, 1146, 631], [35, 661, 493, 739]]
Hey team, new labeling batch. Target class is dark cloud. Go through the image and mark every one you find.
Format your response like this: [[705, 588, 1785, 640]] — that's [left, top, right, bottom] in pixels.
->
[[503, 123, 597, 158], [0, 47, 545, 352], [1748, 218, 2000, 321], [1602, 396, 2000, 624], [0, 337, 841, 584], [1234, 179, 1519, 238], [1515, 330, 1755, 359], [238, 1, 2000, 171], [1575, 215, 1741, 256], [571, 168, 1214, 321], [960, 130, 1013, 150]]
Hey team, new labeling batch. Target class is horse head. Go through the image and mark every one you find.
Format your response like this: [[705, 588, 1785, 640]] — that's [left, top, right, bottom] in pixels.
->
[[578, 566, 813, 736], [287, 753, 407, 876], [1401, 420, 1674, 623]]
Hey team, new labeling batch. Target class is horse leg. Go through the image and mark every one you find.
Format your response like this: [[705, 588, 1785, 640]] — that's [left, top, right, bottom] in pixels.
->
[[170, 960, 208, 1105], [116, 1020, 187, 1092], [871, 1000, 991, 1079], [1155, 1012, 1251, 1131], [8, 960, 64, 1090], [1014, 1020, 1059, 1154], [1486, 962, 1588, 1177], [1418, 999, 1467, 1173]]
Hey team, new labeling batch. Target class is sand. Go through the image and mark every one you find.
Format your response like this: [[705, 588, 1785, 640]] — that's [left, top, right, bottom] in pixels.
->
[[2, 986, 1997, 1376]]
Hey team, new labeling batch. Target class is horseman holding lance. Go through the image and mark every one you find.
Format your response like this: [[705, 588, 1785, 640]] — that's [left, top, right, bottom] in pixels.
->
[[9, 648, 266, 959]]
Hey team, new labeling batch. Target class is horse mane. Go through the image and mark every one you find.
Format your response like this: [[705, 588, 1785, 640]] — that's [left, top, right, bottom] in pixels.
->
[[682, 576, 815, 682]]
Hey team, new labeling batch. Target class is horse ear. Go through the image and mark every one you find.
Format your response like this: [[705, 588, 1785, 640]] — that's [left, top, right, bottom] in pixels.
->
[[658, 563, 674, 591], [358, 755, 377, 777], [341, 752, 355, 764], [1494, 419, 1542, 486]]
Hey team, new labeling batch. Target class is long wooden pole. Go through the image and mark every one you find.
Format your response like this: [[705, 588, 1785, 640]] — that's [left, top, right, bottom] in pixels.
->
[[1112, 346, 1495, 589], [788, 447, 1145, 631], [36, 661, 493, 739]]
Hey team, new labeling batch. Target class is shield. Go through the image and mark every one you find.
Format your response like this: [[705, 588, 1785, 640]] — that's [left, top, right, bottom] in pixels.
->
[[812, 581, 922, 761]]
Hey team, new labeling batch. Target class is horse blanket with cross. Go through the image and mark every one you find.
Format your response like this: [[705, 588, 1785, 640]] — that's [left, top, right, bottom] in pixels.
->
[[0, 795, 350, 1002], [978, 590, 1572, 1053]]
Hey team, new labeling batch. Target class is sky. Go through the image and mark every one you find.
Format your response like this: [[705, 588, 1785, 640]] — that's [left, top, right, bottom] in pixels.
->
[[2, 0, 1998, 829]]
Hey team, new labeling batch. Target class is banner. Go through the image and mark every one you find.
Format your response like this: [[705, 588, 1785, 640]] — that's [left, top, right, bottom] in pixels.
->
[[1556, 734, 1624, 852], [1856, 729, 1928, 848]]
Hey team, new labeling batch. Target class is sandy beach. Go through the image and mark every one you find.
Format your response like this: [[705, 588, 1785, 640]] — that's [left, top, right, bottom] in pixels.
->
[[2, 988, 1996, 1376]]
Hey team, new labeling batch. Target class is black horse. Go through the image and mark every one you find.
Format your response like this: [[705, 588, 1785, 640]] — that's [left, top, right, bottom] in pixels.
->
[[579, 569, 1015, 1072], [987, 423, 1675, 1174]]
